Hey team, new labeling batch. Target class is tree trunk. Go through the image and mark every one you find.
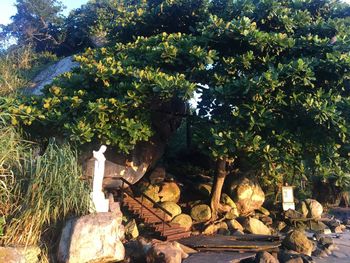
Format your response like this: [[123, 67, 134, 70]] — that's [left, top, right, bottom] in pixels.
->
[[210, 157, 229, 221]]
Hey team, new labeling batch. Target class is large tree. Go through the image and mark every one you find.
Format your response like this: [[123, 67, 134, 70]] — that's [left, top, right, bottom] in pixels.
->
[[195, 0, 350, 219], [6, 0, 350, 220], [0, 0, 65, 52], [6, 0, 212, 185]]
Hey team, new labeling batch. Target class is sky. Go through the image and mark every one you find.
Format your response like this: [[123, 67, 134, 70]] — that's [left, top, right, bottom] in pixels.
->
[[0, 0, 89, 25]]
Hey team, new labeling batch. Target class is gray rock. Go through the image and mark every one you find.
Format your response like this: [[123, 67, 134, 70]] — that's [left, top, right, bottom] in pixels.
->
[[304, 199, 323, 219], [260, 216, 273, 226], [255, 251, 279, 263], [285, 209, 304, 219], [278, 250, 303, 263], [318, 236, 333, 247], [309, 221, 328, 232], [228, 177, 265, 215], [146, 240, 188, 263], [232, 229, 245, 236], [0, 246, 40, 263], [312, 247, 328, 258], [29, 56, 79, 95], [57, 212, 125, 263]]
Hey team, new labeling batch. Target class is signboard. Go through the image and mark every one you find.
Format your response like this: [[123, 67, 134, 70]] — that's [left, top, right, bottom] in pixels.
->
[[282, 186, 295, 211]]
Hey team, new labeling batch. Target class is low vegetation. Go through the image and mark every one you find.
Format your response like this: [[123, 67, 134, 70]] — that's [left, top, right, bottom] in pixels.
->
[[0, 119, 90, 249]]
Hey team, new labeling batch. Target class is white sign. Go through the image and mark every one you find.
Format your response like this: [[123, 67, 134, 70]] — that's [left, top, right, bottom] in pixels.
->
[[282, 186, 295, 211]]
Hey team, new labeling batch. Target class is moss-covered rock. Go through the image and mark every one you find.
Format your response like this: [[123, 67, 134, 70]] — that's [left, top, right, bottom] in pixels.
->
[[158, 182, 181, 203], [143, 185, 160, 205], [197, 183, 212, 197], [226, 219, 244, 232], [282, 230, 314, 256], [256, 206, 270, 216], [125, 219, 139, 239], [203, 221, 228, 235], [244, 217, 271, 235], [171, 214, 193, 230], [221, 193, 239, 218], [190, 204, 211, 222], [160, 201, 182, 220]]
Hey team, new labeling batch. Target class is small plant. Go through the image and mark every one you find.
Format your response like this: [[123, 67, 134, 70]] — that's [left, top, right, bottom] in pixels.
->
[[0, 217, 4, 236]]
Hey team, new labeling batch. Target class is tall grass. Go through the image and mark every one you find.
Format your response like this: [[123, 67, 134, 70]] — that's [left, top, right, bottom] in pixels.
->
[[0, 127, 91, 247], [0, 45, 57, 95]]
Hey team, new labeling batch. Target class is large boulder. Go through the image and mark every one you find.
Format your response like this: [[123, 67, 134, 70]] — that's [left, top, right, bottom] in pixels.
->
[[190, 204, 212, 223], [171, 214, 193, 231], [244, 217, 271, 235], [149, 167, 166, 184], [227, 177, 265, 215], [282, 230, 314, 256], [0, 246, 40, 263], [29, 56, 79, 95], [301, 199, 323, 219], [57, 212, 125, 263], [158, 182, 181, 203], [146, 240, 188, 263], [159, 202, 182, 221]]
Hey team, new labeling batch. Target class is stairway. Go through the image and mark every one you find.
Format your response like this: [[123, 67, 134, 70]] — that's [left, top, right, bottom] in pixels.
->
[[122, 192, 191, 241]]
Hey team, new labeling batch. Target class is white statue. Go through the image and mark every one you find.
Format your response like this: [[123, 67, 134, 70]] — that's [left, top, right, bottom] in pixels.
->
[[90, 145, 109, 213]]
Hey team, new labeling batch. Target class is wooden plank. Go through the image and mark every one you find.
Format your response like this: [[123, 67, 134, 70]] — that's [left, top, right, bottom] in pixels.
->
[[178, 234, 281, 250], [195, 247, 279, 252]]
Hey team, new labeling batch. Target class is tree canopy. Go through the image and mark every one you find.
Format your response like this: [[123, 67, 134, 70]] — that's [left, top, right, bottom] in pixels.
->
[[5, 0, 350, 219], [0, 0, 66, 52]]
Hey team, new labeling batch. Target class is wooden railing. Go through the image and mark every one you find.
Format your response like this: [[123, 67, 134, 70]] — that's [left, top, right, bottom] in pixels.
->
[[119, 177, 173, 233]]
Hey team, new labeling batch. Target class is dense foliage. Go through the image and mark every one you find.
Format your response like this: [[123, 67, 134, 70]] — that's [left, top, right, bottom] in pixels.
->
[[2, 0, 350, 217], [195, 0, 350, 191]]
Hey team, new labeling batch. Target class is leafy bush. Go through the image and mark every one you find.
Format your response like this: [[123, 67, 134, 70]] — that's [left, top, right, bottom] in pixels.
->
[[10, 33, 211, 153]]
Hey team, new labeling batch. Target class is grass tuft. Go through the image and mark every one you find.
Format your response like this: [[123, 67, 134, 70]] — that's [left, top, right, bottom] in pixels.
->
[[0, 131, 91, 247]]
